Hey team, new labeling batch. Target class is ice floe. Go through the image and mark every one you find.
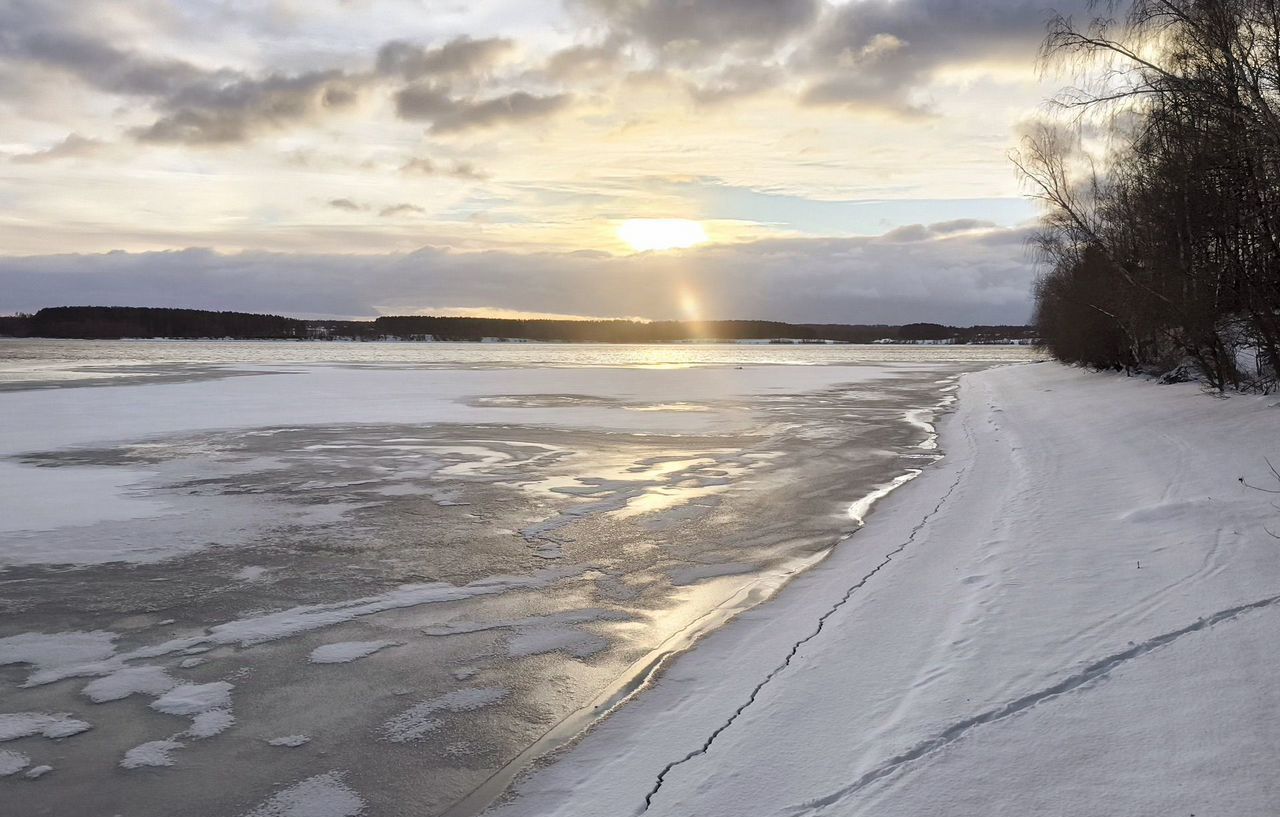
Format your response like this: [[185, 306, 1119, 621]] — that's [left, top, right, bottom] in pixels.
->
[[0, 712, 91, 742], [151, 682, 233, 717], [82, 666, 176, 703], [308, 640, 397, 664], [120, 738, 183, 769], [0, 750, 29, 776]]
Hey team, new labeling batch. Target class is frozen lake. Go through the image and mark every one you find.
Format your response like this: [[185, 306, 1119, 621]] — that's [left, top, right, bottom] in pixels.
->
[[0, 340, 1032, 816]]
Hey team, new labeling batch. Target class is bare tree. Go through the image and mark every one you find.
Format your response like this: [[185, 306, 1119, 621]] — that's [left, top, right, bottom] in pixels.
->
[[1023, 0, 1280, 391]]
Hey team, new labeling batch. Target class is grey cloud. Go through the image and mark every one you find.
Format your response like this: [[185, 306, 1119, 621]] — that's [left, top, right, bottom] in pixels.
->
[[446, 160, 486, 180], [394, 83, 456, 120], [376, 37, 515, 80], [0, 225, 1036, 325], [0, 7, 545, 147], [542, 41, 624, 81], [431, 91, 572, 133], [401, 157, 488, 180], [136, 70, 365, 145], [797, 1, 1084, 114], [400, 158, 437, 174], [882, 219, 999, 242], [379, 203, 426, 217], [396, 85, 572, 133], [10, 133, 105, 163], [328, 198, 363, 211], [931, 218, 1000, 234], [0, 4, 369, 146], [1, 24, 213, 99], [579, 0, 819, 61]]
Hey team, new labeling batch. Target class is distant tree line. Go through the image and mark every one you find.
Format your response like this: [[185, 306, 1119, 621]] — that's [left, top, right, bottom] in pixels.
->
[[1017, 0, 1280, 390], [0, 307, 1035, 345], [15, 306, 307, 339]]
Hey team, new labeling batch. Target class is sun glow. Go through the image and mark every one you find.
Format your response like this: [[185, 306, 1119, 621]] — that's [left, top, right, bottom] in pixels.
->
[[617, 219, 709, 252]]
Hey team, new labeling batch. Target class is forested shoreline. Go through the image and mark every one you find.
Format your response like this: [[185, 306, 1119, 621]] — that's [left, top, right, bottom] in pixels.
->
[[1020, 0, 1280, 391], [0, 306, 1033, 345]]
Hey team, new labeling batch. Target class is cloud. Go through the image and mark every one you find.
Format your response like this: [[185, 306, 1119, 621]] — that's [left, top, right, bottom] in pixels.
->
[[10, 133, 105, 163], [0, 2, 369, 146], [882, 219, 998, 242], [395, 86, 572, 132], [578, 0, 820, 61], [431, 91, 572, 133], [135, 70, 366, 145], [0, 0, 1082, 156], [327, 198, 431, 217], [541, 40, 625, 81], [400, 157, 487, 180], [393, 83, 454, 119], [0, 8, 545, 147], [0, 224, 1037, 324], [375, 37, 515, 80], [796, 0, 1083, 115], [379, 203, 426, 217], [0, 19, 212, 99]]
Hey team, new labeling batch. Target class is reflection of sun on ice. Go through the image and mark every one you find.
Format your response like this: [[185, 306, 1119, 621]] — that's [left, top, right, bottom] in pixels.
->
[[618, 219, 708, 252]]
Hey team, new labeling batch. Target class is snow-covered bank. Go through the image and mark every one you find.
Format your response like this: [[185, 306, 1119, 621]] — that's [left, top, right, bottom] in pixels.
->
[[490, 363, 1280, 817]]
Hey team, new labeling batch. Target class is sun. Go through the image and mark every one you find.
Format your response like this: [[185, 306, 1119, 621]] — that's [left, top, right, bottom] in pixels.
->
[[617, 219, 709, 252]]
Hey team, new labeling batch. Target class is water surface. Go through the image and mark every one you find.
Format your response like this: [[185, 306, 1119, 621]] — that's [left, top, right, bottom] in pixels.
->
[[0, 341, 1031, 816]]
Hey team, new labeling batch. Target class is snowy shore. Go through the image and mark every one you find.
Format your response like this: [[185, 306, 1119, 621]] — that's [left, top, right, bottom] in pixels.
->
[[492, 363, 1280, 817]]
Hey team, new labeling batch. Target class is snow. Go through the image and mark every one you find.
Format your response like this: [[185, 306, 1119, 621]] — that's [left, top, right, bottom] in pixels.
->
[[0, 750, 29, 776], [81, 666, 175, 703], [192, 570, 576, 649], [187, 709, 235, 738], [0, 630, 117, 678], [151, 682, 233, 717], [0, 363, 897, 557], [308, 640, 397, 664], [0, 713, 91, 742], [381, 688, 508, 743], [491, 363, 1280, 817], [10, 568, 577, 689], [243, 771, 365, 817], [0, 364, 893, 459], [267, 735, 311, 748], [0, 462, 175, 533], [120, 738, 183, 769], [24, 764, 53, 779]]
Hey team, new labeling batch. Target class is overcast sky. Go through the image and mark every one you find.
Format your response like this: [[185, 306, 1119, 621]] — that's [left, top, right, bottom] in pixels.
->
[[0, 0, 1080, 324]]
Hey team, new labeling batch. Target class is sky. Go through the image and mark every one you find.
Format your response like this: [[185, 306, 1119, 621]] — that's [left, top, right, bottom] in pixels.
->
[[0, 0, 1083, 325]]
